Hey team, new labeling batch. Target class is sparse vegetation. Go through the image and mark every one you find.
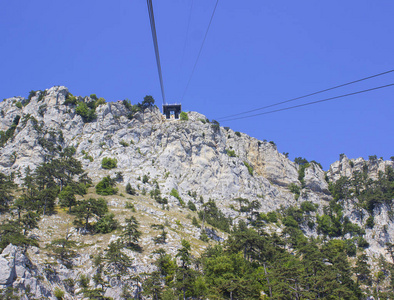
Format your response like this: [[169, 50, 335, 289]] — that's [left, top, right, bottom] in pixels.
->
[[125, 183, 137, 195], [243, 161, 253, 176], [101, 157, 117, 169], [180, 111, 188, 121], [288, 183, 301, 200], [170, 188, 185, 206], [226, 149, 236, 157], [120, 140, 129, 147]]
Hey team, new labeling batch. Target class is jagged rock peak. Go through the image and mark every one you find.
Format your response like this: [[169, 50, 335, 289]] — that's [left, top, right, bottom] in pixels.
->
[[327, 153, 394, 182]]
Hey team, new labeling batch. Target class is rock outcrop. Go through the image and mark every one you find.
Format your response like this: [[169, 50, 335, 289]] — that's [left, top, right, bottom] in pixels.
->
[[0, 86, 330, 215]]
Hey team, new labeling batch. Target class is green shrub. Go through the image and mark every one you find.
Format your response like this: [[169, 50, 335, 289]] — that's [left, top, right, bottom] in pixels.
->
[[365, 216, 374, 229], [288, 183, 301, 200], [15, 102, 22, 109], [95, 213, 118, 233], [200, 231, 209, 242], [75, 102, 97, 122], [243, 161, 253, 176], [226, 149, 236, 157], [170, 188, 184, 206], [64, 94, 78, 106], [0, 115, 20, 147], [101, 157, 117, 169], [78, 275, 90, 288], [192, 216, 200, 227], [267, 211, 278, 223], [198, 199, 231, 232], [345, 239, 357, 257], [96, 97, 106, 106], [125, 202, 136, 211], [95, 176, 118, 195], [283, 216, 299, 228], [211, 120, 220, 131], [123, 99, 132, 110], [37, 90, 46, 101], [120, 140, 129, 147], [187, 201, 197, 211], [142, 174, 149, 184], [83, 154, 93, 162], [28, 90, 36, 101], [300, 201, 317, 213], [180, 111, 189, 121], [125, 183, 136, 195], [54, 287, 65, 299], [357, 236, 369, 248], [235, 131, 241, 137]]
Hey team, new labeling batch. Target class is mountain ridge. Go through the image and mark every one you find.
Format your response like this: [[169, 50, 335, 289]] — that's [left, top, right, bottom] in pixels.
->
[[0, 86, 393, 299]]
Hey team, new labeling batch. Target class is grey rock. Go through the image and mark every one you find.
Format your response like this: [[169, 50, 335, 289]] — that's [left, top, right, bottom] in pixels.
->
[[0, 244, 17, 286]]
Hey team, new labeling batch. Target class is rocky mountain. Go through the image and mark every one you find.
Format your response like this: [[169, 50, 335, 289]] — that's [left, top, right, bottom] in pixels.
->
[[0, 86, 393, 299]]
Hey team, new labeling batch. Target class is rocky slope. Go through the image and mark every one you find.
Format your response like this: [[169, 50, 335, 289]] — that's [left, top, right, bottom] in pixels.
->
[[0, 86, 393, 299], [0, 86, 331, 215]]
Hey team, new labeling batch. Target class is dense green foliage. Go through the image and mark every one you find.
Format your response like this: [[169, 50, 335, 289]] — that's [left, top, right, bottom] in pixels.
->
[[125, 182, 136, 195], [121, 216, 142, 251], [75, 102, 97, 122], [95, 176, 118, 195], [294, 157, 310, 187], [0, 172, 16, 212], [198, 199, 232, 233], [329, 166, 394, 213], [243, 161, 254, 176], [94, 213, 118, 234], [73, 197, 108, 231], [140, 218, 386, 299], [101, 157, 117, 169], [226, 149, 236, 157], [123, 95, 155, 119], [170, 188, 185, 206], [180, 111, 188, 121], [63, 92, 108, 123]]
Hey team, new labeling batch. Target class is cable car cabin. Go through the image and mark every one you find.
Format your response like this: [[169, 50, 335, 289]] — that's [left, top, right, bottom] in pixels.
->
[[163, 104, 182, 120]]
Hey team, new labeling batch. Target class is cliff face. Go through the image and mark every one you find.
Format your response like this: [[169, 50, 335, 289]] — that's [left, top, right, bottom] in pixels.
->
[[0, 86, 393, 298], [0, 86, 330, 214]]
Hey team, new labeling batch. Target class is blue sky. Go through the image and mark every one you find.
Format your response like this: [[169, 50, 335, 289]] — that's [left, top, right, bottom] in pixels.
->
[[1, 0, 394, 169]]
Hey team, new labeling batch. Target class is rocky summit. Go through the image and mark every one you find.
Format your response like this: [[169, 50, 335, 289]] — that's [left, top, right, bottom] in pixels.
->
[[0, 86, 393, 299]]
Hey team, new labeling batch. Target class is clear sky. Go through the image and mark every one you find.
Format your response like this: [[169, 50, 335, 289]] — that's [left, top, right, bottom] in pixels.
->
[[1, 0, 393, 169]]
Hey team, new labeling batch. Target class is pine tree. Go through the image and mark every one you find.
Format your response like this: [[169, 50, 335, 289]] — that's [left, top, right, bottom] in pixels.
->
[[73, 198, 108, 231], [47, 234, 77, 267], [121, 216, 142, 251], [58, 185, 77, 213], [354, 253, 371, 285], [105, 241, 133, 278], [0, 172, 16, 212]]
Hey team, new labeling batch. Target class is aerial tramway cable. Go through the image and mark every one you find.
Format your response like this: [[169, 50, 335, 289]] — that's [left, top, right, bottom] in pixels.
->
[[217, 69, 394, 121], [146, 0, 166, 105], [181, 0, 219, 102], [220, 83, 394, 122]]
